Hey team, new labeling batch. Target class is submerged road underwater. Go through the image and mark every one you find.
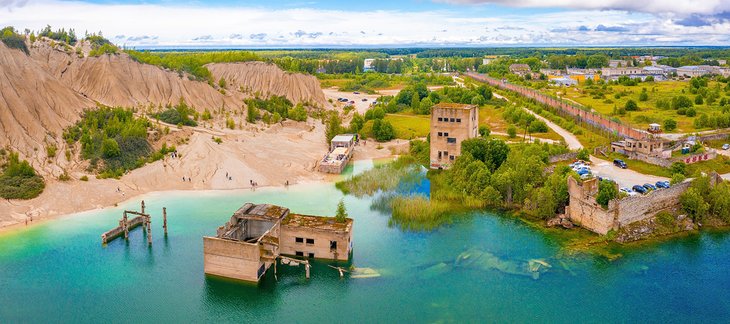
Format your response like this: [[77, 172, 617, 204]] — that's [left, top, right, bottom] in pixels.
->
[[1, 161, 729, 323]]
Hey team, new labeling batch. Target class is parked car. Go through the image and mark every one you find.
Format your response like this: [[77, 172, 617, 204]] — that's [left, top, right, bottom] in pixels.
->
[[362, 98, 368, 101], [620, 187, 638, 196], [613, 159, 628, 169], [643, 183, 657, 191], [655, 181, 670, 189], [353, 92, 360, 94], [723, 143, 730, 150], [598, 176, 613, 183], [580, 173, 593, 180], [632, 185, 648, 194]]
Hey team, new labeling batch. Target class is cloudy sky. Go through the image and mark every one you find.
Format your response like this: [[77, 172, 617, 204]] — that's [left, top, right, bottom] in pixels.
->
[[1, 0, 730, 47]]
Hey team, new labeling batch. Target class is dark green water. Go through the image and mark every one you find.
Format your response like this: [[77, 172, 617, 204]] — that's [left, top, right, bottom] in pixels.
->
[[1, 161, 730, 323]]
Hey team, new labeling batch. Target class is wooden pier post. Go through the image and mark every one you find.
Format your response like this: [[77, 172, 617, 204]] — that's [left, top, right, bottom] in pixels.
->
[[162, 207, 168, 236], [147, 217, 152, 247], [141, 200, 145, 214], [123, 212, 129, 240]]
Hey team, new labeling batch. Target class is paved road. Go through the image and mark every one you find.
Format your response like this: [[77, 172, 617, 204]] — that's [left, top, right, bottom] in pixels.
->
[[493, 92, 583, 150]]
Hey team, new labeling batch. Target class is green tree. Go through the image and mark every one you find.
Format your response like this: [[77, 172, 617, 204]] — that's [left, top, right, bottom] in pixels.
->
[[670, 162, 687, 176], [695, 95, 704, 105], [246, 104, 259, 123], [680, 187, 709, 222], [418, 97, 433, 115], [101, 138, 120, 158], [372, 119, 395, 142], [218, 77, 227, 89], [686, 107, 697, 117], [461, 138, 510, 172], [507, 125, 517, 138], [709, 183, 730, 222], [411, 92, 420, 112], [335, 199, 348, 223], [672, 95, 693, 110], [326, 114, 343, 142], [663, 118, 677, 132], [595, 180, 618, 209], [349, 112, 365, 133], [576, 149, 590, 161], [671, 173, 686, 185], [639, 89, 649, 101], [478, 125, 490, 137], [289, 104, 308, 122], [624, 99, 639, 111]]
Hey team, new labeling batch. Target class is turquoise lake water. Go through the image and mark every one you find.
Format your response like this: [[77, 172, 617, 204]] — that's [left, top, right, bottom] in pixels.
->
[[1, 160, 730, 323]]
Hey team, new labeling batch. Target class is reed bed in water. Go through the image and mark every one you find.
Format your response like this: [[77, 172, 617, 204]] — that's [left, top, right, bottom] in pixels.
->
[[336, 156, 417, 197], [390, 195, 451, 231]]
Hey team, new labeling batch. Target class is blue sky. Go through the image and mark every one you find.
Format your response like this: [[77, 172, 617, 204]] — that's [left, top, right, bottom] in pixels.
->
[[1, 0, 730, 47]]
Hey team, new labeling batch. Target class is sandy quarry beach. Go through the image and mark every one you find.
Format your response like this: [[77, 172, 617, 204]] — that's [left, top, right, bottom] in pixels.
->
[[0, 119, 407, 231]]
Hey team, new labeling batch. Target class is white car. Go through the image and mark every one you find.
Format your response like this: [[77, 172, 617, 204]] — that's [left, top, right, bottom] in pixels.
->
[[620, 187, 638, 196], [723, 144, 730, 150]]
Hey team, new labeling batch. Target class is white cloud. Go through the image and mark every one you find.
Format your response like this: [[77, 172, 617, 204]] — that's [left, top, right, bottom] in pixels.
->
[[1, 0, 729, 46], [436, 0, 730, 16]]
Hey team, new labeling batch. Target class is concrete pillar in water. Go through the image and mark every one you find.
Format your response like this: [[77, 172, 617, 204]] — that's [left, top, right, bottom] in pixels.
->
[[163, 207, 168, 236], [305, 263, 310, 279], [123, 212, 129, 240]]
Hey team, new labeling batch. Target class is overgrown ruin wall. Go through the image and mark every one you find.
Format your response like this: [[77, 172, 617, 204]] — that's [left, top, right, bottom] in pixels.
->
[[567, 177, 692, 235]]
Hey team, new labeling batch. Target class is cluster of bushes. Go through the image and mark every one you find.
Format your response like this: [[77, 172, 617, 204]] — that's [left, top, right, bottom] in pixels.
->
[[153, 100, 198, 127], [87, 34, 119, 57], [680, 175, 730, 224], [502, 106, 549, 133], [243, 95, 309, 124], [64, 106, 168, 178], [38, 25, 77, 45], [355, 107, 394, 142], [1, 27, 29, 54], [0, 151, 45, 199], [340, 74, 392, 94], [439, 138, 572, 219]]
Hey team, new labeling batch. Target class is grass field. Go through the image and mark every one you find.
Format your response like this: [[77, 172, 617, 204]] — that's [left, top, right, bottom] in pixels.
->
[[541, 80, 729, 133], [478, 105, 564, 141], [385, 113, 431, 139]]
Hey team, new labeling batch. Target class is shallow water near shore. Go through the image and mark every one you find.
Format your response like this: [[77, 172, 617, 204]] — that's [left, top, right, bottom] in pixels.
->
[[1, 160, 730, 322]]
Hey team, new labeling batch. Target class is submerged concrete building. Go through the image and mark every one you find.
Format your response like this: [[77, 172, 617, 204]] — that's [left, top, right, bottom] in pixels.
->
[[430, 103, 479, 169], [203, 203, 353, 282]]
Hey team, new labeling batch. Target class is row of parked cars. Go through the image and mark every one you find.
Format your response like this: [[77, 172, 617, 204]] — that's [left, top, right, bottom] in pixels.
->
[[620, 181, 671, 196], [337, 98, 355, 104], [570, 161, 594, 179]]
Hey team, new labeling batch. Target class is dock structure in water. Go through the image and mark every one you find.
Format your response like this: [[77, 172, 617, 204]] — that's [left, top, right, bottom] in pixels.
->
[[101, 201, 168, 246], [203, 203, 353, 283], [318, 134, 357, 174]]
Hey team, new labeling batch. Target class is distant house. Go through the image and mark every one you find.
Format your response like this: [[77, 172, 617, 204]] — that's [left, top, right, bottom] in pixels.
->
[[363, 59, 375, 72], [550, 77, 577, 87], [509, 64, 531, 77], [539, 68, 562, 76], [677, 65, 715, 78], [608, 60, 628, 68]]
